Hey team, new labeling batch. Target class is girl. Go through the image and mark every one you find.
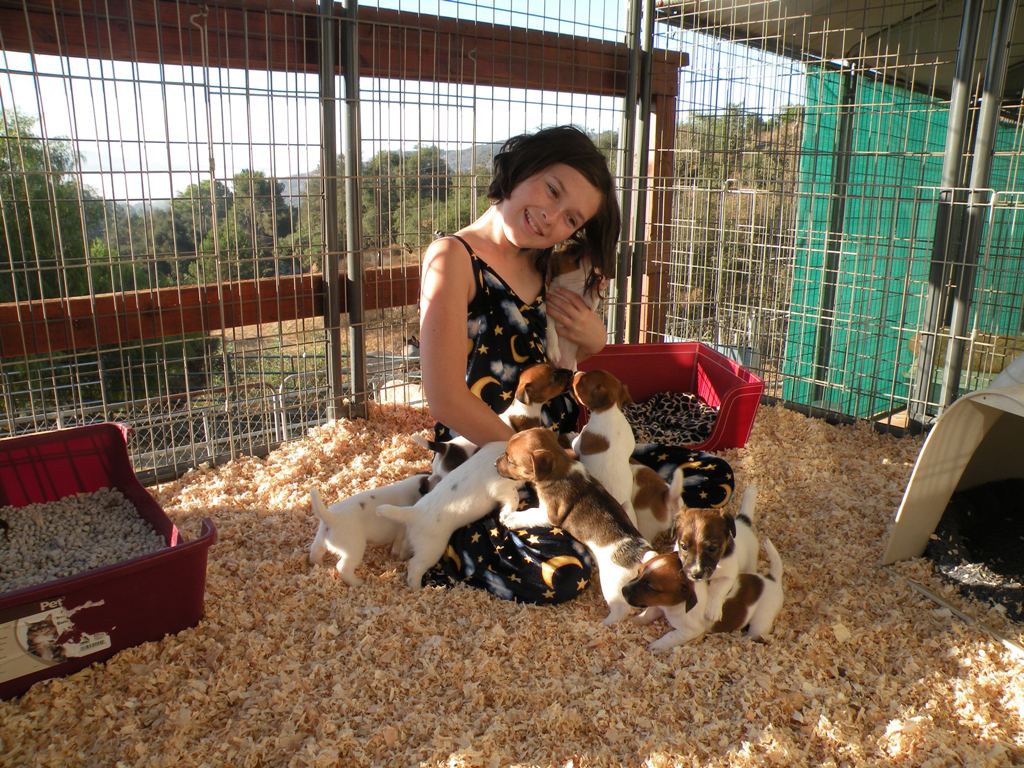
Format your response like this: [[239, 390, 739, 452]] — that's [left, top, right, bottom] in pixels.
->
[[416, 125, 734, 603], [417, 125, 618, 603]]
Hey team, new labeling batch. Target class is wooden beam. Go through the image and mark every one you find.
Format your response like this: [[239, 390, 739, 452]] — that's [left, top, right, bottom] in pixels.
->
[[355, 6, 683, 98], [0, 266, 420, 358], [0, 0, 316, 73], [0, 0, 683, 98]]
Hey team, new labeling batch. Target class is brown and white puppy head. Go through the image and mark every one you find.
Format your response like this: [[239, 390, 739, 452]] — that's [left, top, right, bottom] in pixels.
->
[[547, 241, 587, 280], [495, 427, 574, 484], [675, 506, 736, 581], [515, 363, 573, 407], [571, 369, 633, 413], [622, 552, 698, 613]]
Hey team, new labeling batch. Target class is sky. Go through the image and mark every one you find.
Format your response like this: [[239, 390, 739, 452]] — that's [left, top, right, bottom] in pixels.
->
[[0, 0, 804, 201]]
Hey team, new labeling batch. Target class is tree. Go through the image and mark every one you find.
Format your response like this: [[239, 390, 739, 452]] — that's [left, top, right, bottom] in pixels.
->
[[282, 164, 333, 272], [87, 236, 147, 294], [186, 170, 289, 283], [173, 179, 232, 249], [362, 145, 451, 249], [0, 110, 96, 302]]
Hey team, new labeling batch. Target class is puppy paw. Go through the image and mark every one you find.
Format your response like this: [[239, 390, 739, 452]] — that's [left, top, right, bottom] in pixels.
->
[[337, 571, 363, 587], [649, 636, 681, 652], [649, 629, 698, 650], [630, 607, 662, 625], [309, 536, 326, 565], [405, 567, 427, 589], [704, 602, 724, 624], [499, 507, 549, 530], [602, 605, 632, 626]]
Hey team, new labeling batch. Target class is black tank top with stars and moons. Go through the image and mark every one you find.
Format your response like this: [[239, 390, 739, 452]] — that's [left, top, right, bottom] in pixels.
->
[[433, 234, 578, 441]]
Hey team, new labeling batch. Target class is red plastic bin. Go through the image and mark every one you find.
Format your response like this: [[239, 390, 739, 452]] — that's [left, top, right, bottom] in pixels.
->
[[0, 422, 216, 700], [579, 342, 765, 451]]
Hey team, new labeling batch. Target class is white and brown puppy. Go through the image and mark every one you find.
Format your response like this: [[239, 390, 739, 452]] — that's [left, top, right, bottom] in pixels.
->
[[623, 537, 784, 650], [308, 473, 436, 586], [414, 362, 574, 478], [631, 463, 685, 545], [675, 483, 759, 624], [545, 242, 600, 370], [571, 369, 637, 526], [377, 441, 521, 589], [495, 427, 653, 625]]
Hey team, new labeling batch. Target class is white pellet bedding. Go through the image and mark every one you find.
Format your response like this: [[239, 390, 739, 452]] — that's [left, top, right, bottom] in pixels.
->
[[1, 403, 1022, 767], [0, 488, 166, 594]]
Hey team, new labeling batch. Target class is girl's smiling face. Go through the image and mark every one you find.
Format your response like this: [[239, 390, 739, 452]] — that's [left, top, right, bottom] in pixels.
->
[[497, 162, 603, 250]]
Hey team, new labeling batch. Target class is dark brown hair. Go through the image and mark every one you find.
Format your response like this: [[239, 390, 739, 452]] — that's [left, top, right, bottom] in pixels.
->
[[488, 125, 620, 291]]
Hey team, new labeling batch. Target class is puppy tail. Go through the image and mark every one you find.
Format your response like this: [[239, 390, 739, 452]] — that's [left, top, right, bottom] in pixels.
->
[[762, 537, 783, 583], [737, 483, 758, 526], [309, 487, 328, 523], [667, 467, 684, 508], [376, 503, 415, 524]]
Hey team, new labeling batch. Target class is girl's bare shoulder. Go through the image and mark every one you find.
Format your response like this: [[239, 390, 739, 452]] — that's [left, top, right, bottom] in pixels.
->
[[421, 235, 475, 302]]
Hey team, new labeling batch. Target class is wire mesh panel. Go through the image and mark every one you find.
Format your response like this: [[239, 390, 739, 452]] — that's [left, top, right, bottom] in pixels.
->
[[655, 0, 1024, 427], [0, 0, 660, 480], [0, 2, 332, 481], [2, 0, 1024, 482], [905, 190, 1024, 403]]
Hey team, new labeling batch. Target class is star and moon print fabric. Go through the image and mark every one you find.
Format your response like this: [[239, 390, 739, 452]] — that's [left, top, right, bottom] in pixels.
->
[[424, 235, 733, 604]]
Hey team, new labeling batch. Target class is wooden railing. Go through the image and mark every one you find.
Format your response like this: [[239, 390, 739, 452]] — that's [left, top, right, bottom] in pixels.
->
[[0, 267, 420, 358]]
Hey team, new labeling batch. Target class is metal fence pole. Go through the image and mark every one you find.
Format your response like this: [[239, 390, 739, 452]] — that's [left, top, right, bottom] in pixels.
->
[[611, 0, 642, 343], [341, 0, 368, 417], [320, 0, 345, 420], [626, 0, 655, 344], [907, 0, 982, 427], [940, 0, 1019, 408], [810, 62, 857, 408]]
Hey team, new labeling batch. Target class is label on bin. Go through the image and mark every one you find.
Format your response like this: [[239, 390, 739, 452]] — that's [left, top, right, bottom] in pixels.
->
[[0, 597, 111, 683]]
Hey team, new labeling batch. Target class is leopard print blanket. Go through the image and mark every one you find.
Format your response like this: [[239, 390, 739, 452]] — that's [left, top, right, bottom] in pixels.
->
[[623, 391, 719, 447]]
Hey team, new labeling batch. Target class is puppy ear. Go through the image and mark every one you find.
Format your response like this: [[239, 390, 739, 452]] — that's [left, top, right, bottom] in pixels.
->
[[723, 511, 736, 539], [619, 382, 634, 407], [530, 449, 556, 480]]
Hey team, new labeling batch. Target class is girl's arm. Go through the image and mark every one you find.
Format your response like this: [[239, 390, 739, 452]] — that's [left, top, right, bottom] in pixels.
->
[[418, 239, 516, 446]]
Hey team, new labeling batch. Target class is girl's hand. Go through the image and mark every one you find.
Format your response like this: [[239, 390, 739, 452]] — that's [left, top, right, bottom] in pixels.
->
[[545, 287, 607, 361]]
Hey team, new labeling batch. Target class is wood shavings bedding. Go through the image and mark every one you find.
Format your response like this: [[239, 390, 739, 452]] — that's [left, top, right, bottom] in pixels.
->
[[2, 402, 1022, 767]]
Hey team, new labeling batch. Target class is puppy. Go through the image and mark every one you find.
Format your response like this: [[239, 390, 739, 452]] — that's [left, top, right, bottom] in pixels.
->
[[623, 537, 784, 650], [377, 441, 521, 589], [495, 427, 653, 625], [412, 434, 477, 478], [545, 242, 600, 370], [414, 362, 573, 478], [308, 473, 436, 586], [571, 369, 637, 526], [631, 463, 685, 545], [675, 483, 759, 624]]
